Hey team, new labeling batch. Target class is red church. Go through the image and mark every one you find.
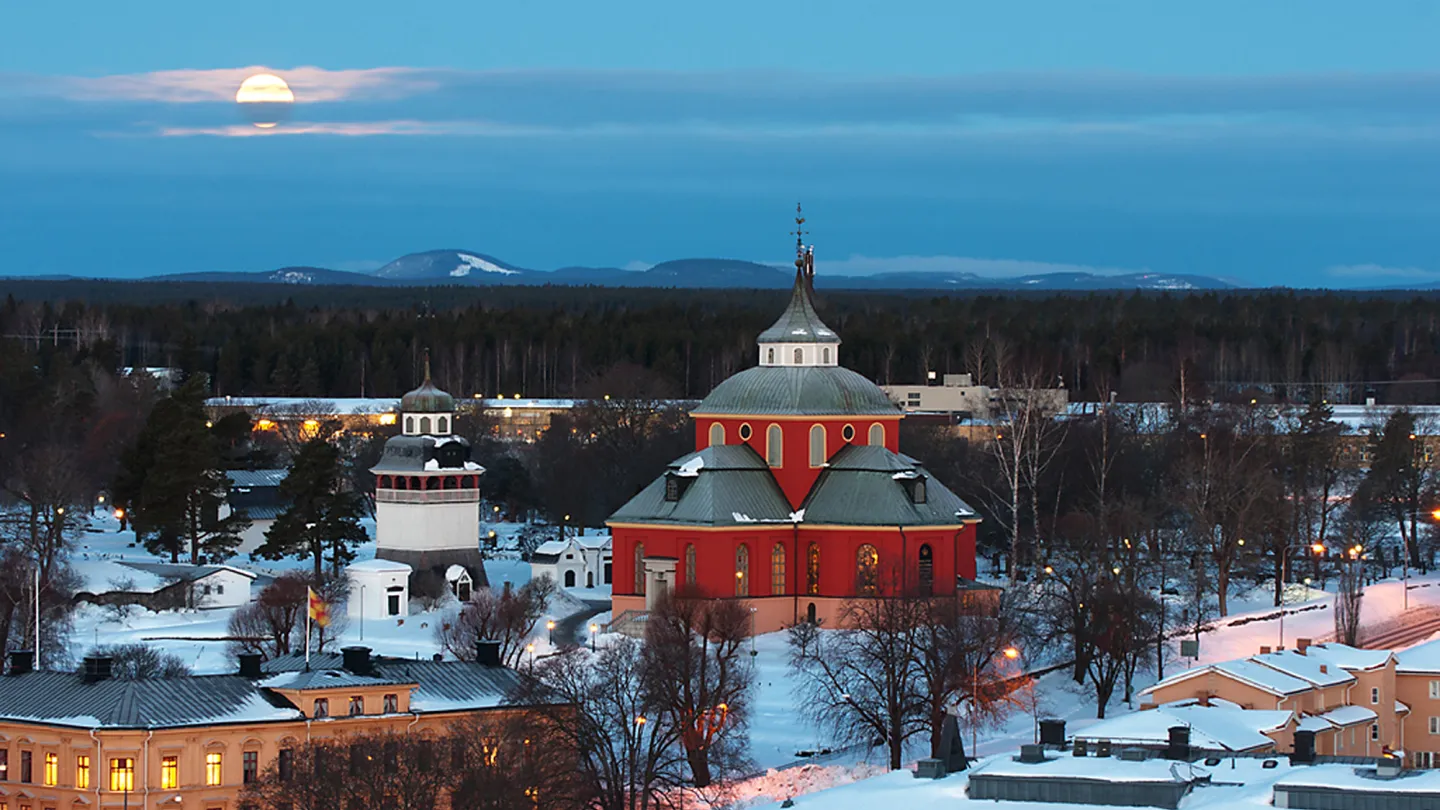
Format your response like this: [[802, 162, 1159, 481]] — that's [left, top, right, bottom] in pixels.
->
[[607, 226, 980, 633]]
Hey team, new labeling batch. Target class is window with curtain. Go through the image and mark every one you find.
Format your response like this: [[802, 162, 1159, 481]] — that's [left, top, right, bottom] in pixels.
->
[[735, 545, 749, 596], [809, 425, 826, 466], [685, 544, 697, 588], [709, 422, 725, 447], [109, 758, 134, 793], [856, 544, 879, 596], [205, 752, 223, 786], [766, 425, 783, 467], [43, 753, 55, 787], [771, 544, 786, 595], [75, 755, 90, 790], [807, 543, 820, 594], [160, 756, 178, 789], [635, 543, 646, 595], [868, 423, 884, 446]]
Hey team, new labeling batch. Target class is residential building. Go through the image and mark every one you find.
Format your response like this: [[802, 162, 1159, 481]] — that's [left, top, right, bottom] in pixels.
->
[[73, 561, 257, 611], [221, 469, 289, 556], [529, 534, 612, 590], [0, 644, 535, 810]]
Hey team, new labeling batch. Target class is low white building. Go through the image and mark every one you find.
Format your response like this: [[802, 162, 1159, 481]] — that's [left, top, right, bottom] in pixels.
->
[[347, 559, 412, 620], [530, 533, 612, 590], [73, 560, 257, 610]]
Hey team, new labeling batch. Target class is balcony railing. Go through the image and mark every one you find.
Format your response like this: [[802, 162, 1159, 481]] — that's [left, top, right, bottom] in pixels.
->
[[375, 489, 480, 504]]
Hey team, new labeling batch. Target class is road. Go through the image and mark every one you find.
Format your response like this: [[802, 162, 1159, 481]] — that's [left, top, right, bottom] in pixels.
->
[[553, 598, 611, 648]]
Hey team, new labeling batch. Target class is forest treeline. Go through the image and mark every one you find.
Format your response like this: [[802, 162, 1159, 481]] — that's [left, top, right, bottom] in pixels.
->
[[7, 283, 1440, 402]]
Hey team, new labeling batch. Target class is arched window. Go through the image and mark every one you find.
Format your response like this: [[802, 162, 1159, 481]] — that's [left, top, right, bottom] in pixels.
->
[[438, 416, 449, 434], [564, 570, 576, 588], [771, 544, 786, 595], [822, 347, 831, 364], [635, 543, 646, 596], [735, 545, 749, 597], [868, 423, 885, 447], [685, 544, 697, 588], [809, 424, 826, 467], [794, 348, 804, 364], [419, 416, 432, 434], [856, 544, 879, 596], [766, 425, 783, 467], [405, 416, 415, 434], [918, 544, 934, 596], [709, 423, 725, 447], [806, 543, 821, 595], [766, 348, 775, 364]]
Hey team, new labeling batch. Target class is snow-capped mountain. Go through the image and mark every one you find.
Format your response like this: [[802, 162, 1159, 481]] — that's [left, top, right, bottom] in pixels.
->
[[372, 250, 531, 282]]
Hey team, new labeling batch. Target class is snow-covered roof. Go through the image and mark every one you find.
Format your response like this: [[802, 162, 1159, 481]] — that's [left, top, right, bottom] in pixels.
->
[[576, 535, 611, 550], [72, 560, 255, 594], [1210, 659, 1312, 696], [1251, 649, 1355, 688], [1276, 765, 1440, 793], [973, 753, 1197, 783], [1312, 705, 1377, 728], [1075, 702, 1289, 753], [347, 558, 413, 573], [1396, 637, 1440, 674], [1303, 642, 1394, 672], [1397, 700, 1411, 715], [532, 540, 571, 556]]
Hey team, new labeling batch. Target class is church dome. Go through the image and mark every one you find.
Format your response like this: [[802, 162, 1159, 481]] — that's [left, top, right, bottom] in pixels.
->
[[691, 365, 900, 417], [401, 358, 454, 413]]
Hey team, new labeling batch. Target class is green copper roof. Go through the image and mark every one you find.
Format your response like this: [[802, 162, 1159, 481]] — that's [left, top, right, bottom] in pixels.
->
[[756, 270, 841, 345], [607, 445, 795, 527], [801, 445, 978, 526], [401, 358, 455, 413], [692, 366, 901, 417]]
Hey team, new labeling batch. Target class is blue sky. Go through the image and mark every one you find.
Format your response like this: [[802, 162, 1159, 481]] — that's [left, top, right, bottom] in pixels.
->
[[3, 1, 1439, 286]]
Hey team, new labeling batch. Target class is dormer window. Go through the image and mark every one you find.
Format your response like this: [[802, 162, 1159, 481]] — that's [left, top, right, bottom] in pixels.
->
[[902, 477, 927, 504], [664, 474, 692, 502]]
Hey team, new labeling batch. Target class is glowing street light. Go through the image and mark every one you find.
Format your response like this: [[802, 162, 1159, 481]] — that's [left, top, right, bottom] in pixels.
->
[[589, 622, 599, 652], [546, 619, 556, 643]]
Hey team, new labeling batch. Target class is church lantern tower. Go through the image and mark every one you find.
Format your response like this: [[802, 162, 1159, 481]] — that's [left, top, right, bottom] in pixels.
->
[[370, 358, 488, 588]]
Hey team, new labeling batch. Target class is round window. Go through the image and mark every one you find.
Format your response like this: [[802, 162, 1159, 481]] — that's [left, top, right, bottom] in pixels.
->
[[739, 423, 753, 440], [842, 424, 856, 442]]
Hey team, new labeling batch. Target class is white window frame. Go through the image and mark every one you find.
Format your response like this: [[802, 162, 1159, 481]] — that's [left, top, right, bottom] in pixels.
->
[[1372, 687, 1380, 705], [1430, 680, 1440, 700], [1371, 724, 1380, 741], [1429, 716, 1440, 735]]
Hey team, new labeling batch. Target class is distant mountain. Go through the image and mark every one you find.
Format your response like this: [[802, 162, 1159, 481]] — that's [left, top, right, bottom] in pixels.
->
[[372, 250, 532, 282], [119, 250, 1239, 291], [151, 267, 386, 285]]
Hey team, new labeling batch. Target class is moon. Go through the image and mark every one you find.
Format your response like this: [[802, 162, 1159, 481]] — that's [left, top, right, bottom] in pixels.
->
[[235, 73, 294, 129]]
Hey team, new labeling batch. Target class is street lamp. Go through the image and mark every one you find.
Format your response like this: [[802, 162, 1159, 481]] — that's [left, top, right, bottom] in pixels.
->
[[971, 646, 1021, 762], [1277, 543, 1326, 649], [546, 619, 556, 644], [589, 622, 599, 652]]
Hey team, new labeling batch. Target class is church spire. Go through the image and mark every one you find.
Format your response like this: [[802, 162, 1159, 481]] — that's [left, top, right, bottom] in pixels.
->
[[756, 204, 838, 367]]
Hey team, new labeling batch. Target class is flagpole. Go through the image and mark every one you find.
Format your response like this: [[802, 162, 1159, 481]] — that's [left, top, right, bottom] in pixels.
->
[[305, 602, 312, 671]]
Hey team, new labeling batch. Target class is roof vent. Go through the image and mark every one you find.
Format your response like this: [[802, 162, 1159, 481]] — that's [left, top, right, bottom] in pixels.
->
[[1260, 646, 1272, 655], [341, 646, 373, 675], [1297, 638, 1312, 654], [82, 655, 113, 684], [7, 650, 33, 676], [238, 652, 264, 679]]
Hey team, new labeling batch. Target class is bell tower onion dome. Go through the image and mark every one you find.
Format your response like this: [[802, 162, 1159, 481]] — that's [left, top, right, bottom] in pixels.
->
[[400, 355, 456, 436]]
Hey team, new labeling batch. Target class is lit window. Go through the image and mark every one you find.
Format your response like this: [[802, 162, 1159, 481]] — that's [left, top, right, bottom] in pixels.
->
[[735, 545, 749, 597], [205, 752, 222, 786], [109, 758, 134, 792], [349, 696, 365, 716], [160, 756, 177, 789], [75, 755, 89, 789], [314, 698, 329, 718], [243, 751, 258, 784], [856, 544, 879, 596], [771, 544, 786, 596], [806, 543, 820, 595], [384, 694, 399, 713], [0, 748, 8, 780], [43, 753, 55, 786]]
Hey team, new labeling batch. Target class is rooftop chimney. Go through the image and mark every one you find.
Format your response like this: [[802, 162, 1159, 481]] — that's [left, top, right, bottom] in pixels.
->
[[238, 652, 264, 679], [1260, 646, 1272, 655], [7, 650, 33, 676], [475, 639, 502, 667], [341, 646, 373, 675], [82, 656, 112, 684], [1319, 664, 1328, 674], [1297, 638, 1312, 654]]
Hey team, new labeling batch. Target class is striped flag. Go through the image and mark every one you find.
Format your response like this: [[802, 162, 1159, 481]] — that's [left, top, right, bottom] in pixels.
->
[[307, 587, 330, 628]]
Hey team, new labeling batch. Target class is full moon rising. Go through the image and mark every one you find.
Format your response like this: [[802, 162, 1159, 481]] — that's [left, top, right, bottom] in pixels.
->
[[235, 73, 294, 129]]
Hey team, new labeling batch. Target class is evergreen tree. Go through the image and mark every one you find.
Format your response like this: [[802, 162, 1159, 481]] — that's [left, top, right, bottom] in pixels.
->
[[114, 376, 249, 563], [255, 438, 369, 581]]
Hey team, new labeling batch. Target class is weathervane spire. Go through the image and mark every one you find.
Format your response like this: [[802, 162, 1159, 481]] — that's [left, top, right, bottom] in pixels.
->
[[422, 349, 432, 385], [791, 202, 815, 291]]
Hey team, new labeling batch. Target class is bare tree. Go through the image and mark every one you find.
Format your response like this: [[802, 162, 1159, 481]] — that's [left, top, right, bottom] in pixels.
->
[[641, 589, 755, 787], [78, 643, 190, 679], [787, 594, 929, 770], [437, 576, 556, 667]]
